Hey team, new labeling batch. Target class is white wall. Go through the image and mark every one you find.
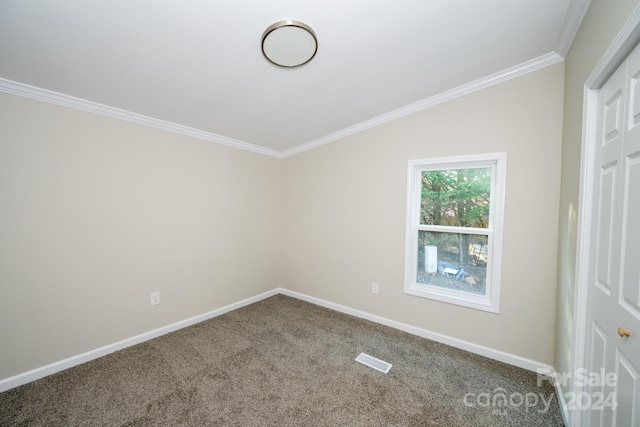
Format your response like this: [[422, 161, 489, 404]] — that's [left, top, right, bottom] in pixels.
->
[[282, 63, 565, 365], [0, 92, 282, 379], [555, 0, 640, 396]]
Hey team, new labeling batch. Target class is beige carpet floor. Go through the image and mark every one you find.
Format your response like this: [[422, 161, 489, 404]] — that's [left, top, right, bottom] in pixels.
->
[[0, 294, 564, 426]]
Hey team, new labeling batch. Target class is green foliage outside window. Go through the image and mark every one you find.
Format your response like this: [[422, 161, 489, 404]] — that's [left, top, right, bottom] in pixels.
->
[[419, 168, 491, 265], [420, 167, 491, 227]]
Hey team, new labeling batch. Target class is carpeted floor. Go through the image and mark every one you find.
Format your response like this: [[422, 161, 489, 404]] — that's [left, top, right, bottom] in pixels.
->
[[0, 295, 564, 426]]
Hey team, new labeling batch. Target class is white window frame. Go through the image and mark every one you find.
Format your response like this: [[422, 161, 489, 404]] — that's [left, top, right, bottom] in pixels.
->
[[403, 152, 507, 313]]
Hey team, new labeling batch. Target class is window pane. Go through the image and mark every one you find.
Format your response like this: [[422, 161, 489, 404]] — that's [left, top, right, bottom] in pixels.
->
[[416, 230, 488, 295], [420, 168, 491, 228]]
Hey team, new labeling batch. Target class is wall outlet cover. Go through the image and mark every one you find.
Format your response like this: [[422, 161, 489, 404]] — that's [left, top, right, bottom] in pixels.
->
[[150, 291, 160, 306]]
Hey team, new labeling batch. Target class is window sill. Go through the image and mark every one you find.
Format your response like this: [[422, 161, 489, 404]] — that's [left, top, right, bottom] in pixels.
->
[[404, 283, 500, 313]]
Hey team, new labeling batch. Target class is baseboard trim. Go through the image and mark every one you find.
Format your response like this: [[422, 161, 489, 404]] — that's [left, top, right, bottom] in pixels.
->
[[555, 374, 570, 426], [1, 287, 555, 394], [0, 289, 278, 393], [278, 288, 553, 373], [282, 287, 575, 425], [536, 366, 569, 426]]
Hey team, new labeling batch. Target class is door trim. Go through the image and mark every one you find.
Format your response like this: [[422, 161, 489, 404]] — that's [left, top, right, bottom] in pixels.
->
[[572, 5, 640, 426]]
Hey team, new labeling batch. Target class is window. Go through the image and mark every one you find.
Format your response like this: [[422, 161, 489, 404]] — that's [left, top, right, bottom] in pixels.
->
[[403, 153, 506, 313]]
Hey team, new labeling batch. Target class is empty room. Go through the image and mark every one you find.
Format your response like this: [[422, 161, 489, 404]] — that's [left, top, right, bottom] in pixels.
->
[[1, 1, 639, 426]]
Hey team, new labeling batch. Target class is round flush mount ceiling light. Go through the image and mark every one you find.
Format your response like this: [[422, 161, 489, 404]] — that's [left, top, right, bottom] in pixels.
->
[[261, 20, 317, 68]]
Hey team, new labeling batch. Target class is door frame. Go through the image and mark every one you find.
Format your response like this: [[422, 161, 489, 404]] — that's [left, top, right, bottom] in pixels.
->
[[572, 6, 640, 426]]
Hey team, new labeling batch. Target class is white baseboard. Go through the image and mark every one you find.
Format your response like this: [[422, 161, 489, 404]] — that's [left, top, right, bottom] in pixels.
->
[[557, 380, 570, 426], [0, 289, 278, 393], [535, 366, 570, 426], [278, 288, 553, 373], [552, 371, 570, 426], [1, 287, 556, 396], [284, 288, 573, 425]]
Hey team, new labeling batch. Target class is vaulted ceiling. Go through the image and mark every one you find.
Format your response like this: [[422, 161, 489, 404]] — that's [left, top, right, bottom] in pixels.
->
[[0, 1, 587, 157]]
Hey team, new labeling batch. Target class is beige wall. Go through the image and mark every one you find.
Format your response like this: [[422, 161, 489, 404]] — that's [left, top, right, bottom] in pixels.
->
[[0, 92, 281, 379], [282, 63, 565, 365], [555, 0, 640, 395], [4, 22, 611, 380]]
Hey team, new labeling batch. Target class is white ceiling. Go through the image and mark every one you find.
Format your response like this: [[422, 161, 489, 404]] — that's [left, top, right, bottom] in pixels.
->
[[0, 1, 587, 157]]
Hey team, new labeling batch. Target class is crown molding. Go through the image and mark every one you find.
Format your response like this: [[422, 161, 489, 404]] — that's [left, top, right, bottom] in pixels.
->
[[281, 52, 564, 158], [555, 0, 591, 58], [1, 52, 563, 160], [0, 78, 282, 158]]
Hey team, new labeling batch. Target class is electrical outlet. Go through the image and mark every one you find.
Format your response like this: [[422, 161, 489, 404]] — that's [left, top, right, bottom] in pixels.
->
[[371, 282, 379, 294], [150, 291, 160, 306]]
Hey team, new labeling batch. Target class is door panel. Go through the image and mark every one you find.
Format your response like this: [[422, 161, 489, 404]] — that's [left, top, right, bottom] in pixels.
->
[[620, 156, 640, 312], [589, 321, 608, 376], [603, 90, 622, 145], [614, 349, 639, 426], [595, 166, 616, 294], [588, 323, 608, 427], [585, 40, 640, 426]]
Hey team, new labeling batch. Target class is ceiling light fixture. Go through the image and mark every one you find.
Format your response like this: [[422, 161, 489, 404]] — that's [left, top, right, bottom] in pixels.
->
[[261, 20, 317, 68]]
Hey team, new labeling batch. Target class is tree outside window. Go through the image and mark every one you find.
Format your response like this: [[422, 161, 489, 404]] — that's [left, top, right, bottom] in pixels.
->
[[404, 154, 506, 313]]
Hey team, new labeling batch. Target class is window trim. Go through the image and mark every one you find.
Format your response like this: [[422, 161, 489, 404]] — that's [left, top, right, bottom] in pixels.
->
[[403, 152, 507, 313]]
